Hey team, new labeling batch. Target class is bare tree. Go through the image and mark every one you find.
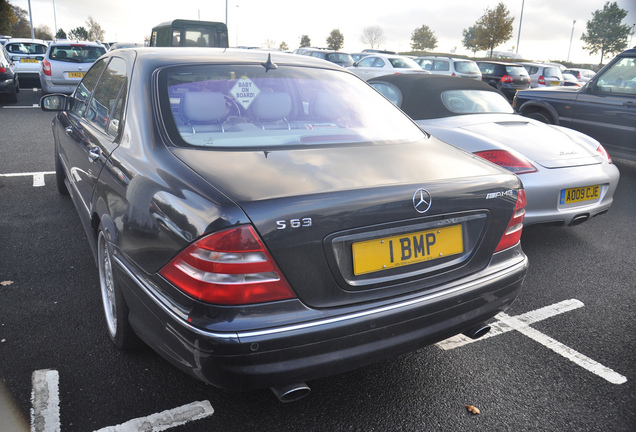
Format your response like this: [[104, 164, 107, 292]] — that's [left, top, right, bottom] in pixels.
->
[[86, 15, 105, 41], [360, 25, 386, 49]]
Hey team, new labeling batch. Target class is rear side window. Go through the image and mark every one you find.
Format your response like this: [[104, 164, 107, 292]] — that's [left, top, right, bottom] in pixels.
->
[[86, 57, 128, 137], [69, 58, 108, 117], [159, 64, 424, 149], [478, 63, 495, 75]]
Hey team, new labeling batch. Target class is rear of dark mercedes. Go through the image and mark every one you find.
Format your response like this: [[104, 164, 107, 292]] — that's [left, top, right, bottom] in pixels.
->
[[101, 50, 528, 400]]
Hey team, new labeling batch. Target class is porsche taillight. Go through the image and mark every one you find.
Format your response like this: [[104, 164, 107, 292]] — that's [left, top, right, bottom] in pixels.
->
[[159, 225, 296, 305], [495, 189, 526, 253], [474, 150, 537, 174], [596, 144, 613, 164], [42, 59, 51, 76]]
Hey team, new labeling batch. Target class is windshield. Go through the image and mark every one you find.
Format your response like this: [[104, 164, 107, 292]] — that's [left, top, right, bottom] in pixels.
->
[[441, 90, 514, 114], [50, 45, 106, 63], [159, 64, 424, 148]]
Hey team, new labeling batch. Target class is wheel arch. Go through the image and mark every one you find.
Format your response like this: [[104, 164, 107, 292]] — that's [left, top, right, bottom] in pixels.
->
[[518, 100, 560, 125]]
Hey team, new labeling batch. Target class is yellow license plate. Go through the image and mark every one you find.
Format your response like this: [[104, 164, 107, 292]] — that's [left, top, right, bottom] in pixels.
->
[[352, 224, 464, 276], [22, 59, 39, 63], [550, 81, 560, 86], [68, 72, 85, 78], [560, 185, 600, 205]]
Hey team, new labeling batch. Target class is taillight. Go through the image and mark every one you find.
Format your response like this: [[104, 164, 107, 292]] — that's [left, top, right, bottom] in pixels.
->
[[495, 189, 526, 253], [596, 144, 613, 164], [159, 225, 296, 305], [538, 75, 546, 85], [500, 75, 513, 83], [474, 150, 537, 174], [0, 67, 6, 73], [42, 59, 51, 76]]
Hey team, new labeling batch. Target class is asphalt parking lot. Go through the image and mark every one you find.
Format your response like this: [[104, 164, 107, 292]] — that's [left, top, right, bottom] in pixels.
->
[[0, 85, 635, 431]]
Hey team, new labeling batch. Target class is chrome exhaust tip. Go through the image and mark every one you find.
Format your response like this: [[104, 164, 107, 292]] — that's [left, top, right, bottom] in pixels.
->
[[271, 383, 311, 403], [462, 323, 491, 340]]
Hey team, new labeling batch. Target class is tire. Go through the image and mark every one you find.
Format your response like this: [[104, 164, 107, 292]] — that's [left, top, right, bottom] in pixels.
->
[[98, 225, 141, 350], [525, 110, 553, 124], [7, 81, 18, 104]]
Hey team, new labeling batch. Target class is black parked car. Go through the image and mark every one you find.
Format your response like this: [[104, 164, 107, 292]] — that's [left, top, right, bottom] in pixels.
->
[[477, 61, 531, 100], [0, 43, 19, 103], [514, 48, 636, 161], [40, 48, 528, 402]]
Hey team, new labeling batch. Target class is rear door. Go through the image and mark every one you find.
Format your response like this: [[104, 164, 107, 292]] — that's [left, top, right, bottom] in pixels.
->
[[57, 56, 128, 220]]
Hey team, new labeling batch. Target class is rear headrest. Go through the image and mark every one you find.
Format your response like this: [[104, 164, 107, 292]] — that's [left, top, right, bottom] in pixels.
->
[[310, 93, 346, 121], [181, 92, 228, 123], [250, 92, 291, 122]]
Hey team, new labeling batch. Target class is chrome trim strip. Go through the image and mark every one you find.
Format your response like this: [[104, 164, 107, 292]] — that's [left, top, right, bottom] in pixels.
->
[[114, 253, 527, 343]]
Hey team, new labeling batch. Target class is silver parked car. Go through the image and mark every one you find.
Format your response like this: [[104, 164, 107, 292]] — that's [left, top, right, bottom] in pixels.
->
[[346, 54, 429, 80], [521, 63, 564, 88], [414, 56, 482, 80], [4, 38, 48, 83], [369, 74, 620, 227], [40, 40, 106, 95]]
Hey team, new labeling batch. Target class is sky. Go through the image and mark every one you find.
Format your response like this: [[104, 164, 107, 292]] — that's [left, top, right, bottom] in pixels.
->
[[10, 0, 636, 64]]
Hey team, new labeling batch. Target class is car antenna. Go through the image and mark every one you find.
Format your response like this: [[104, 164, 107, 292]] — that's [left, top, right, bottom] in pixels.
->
[[261, 53, 278, 72]]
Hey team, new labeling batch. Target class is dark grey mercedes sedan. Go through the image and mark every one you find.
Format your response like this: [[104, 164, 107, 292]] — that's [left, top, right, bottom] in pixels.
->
[[41, 48, 528, 402]]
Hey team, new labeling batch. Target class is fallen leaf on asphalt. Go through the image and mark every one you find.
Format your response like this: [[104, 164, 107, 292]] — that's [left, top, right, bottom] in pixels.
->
[[466, 405, 481, 415], [1, 281, 14, 286]]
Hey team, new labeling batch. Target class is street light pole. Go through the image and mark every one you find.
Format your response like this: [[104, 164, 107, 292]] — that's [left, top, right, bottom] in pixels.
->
[[567, 20, 576, 62], [516, 0, 525, 54], [52, 0, 58, 37], [27, 0, 35, 39]]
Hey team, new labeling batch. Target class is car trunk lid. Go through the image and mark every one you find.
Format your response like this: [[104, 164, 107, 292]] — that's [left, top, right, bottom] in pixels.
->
[[171, 138, 521, 308]]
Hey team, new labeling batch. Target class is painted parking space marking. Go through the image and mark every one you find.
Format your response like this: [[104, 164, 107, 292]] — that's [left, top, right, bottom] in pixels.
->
[[31, 369, 60, 432], [0, 171, 54, 187], [436, 299, 627, 385], [29, 369, 214, 432]]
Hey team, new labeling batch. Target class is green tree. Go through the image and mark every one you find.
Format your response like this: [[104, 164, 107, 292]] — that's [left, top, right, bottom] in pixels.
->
[[360, 25, 386, 49], [279, 41, 289, 51], [326, 29, 344, 51], [581, 1, 631, 64], [299, 35, 311, 48], [0, 0, 17, 35], [69, 26, 89, 41], [474, 2, 514, 57], [34, 24, 53, 40], [86, 16, 105, 41], [461, 26, 482, 56], [55, 28, 67, 39], [8, 3, 30, 37], [410, 24, 437, 51]]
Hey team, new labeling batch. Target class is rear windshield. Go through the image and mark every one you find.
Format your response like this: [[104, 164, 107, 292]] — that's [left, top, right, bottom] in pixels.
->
[[543, 67, 562, 78], [325, 53, 352, 63], [49, 45, 106, 63], [389, 57, 421, 69], [505, 66, 529, 76], [159, 64, 424, 148], [454, 61, 480, 74], [6, 42, 47, 55], [441, 90, 514, 114]]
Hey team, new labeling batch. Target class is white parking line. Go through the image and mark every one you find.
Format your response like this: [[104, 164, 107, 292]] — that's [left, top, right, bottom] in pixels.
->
[[436, 299, 627, 385], [93, 401, 214, 432], [0, 171, 54, 187], [29, 369, 215, 432], [31, 370, 60, 432]]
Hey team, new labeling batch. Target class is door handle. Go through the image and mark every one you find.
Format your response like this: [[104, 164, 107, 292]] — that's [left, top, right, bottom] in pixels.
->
[[88, 147, 101, 162]]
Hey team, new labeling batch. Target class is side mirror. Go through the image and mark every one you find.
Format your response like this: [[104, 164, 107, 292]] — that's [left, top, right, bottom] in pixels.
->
[[40, 94, 68, 111]]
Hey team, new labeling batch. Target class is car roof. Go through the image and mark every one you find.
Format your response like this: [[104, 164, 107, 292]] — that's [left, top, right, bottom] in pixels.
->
[[477, 60, 524, 66], [7, 38, 47, 44], [368, 74, 503, 120], [104, 47, 348, 74], [49, 40, 104, 46]]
